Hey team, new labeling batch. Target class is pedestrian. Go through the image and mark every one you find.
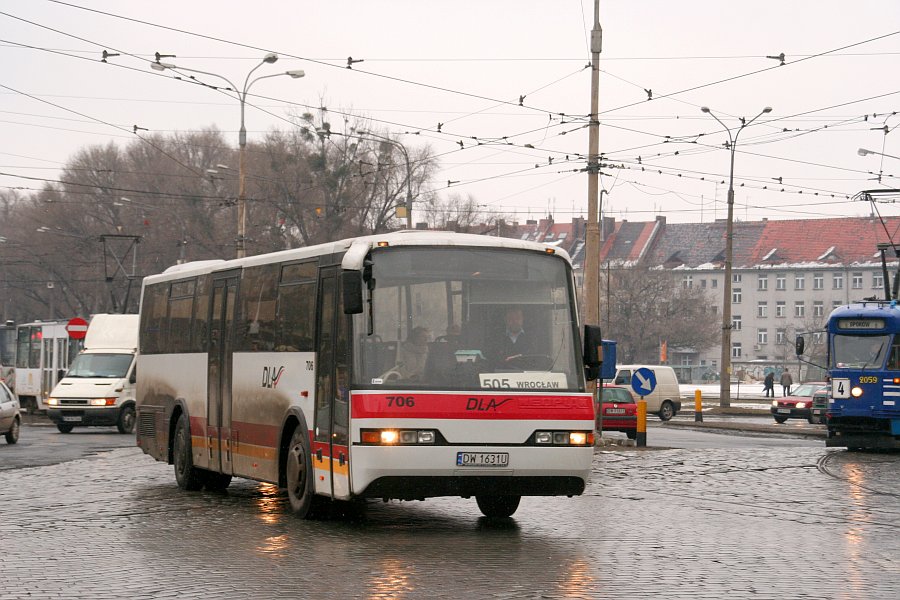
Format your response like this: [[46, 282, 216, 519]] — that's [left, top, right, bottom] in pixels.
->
[[764, 371, 775, 398], [780, 368, 793, 397]]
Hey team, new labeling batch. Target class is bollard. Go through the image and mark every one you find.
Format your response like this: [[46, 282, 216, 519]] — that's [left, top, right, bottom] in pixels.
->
[[694, 389, 703, 422], [636, 398, 647, 447]]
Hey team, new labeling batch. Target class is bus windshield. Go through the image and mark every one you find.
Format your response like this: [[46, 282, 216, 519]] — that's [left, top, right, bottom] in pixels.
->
[[353, 247, 582, 392], [66, 353, 133, 378], [832, 334, 890, 369]]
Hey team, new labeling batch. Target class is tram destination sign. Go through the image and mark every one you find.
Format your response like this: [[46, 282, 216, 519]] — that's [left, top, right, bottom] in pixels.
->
[[836, 319, 884, 330]]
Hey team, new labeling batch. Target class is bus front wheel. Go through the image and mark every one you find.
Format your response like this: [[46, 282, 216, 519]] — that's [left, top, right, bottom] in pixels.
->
[[173, 414, 205, 491], [476, 495, 521, 518], [286, 428, 325, 519]]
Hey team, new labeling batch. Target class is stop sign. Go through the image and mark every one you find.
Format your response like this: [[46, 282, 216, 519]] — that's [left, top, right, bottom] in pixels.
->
[[66, 317, 89, 339]]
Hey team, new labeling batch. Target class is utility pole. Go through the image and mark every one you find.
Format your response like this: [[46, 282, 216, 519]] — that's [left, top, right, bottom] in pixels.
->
[[584, 0, 602, 329]]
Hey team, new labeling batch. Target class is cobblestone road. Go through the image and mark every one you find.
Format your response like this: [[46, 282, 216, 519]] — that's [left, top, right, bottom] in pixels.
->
[[1, 439, 898, 599]]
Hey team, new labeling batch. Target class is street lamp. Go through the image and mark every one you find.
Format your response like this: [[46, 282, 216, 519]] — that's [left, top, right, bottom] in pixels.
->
[[151, 54, 305, 258], [358, 130, 414, 229], [700, 105, 772, 408]]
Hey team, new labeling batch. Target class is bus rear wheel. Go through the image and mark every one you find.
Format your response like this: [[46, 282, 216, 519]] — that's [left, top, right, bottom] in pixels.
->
[[476, 495, 521, 518], [286, 428, 325, 519], [173, 414, 205, 491]]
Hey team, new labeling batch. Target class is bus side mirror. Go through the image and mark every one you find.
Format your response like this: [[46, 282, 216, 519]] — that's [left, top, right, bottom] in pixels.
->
[[795, 335, 805, 356], [342, 270, 364, 314], [583, 325, 603, 381]]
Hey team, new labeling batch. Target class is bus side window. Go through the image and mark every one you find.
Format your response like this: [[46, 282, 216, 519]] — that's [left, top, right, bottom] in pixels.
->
[[888, 340, 900, 370]]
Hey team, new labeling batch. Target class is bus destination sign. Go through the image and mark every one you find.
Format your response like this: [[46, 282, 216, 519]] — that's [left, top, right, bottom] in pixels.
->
[[837, 319, 884, 330]]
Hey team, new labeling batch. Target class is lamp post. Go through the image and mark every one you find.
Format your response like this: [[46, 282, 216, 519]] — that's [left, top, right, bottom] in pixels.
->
[[359, 130, 413, 229], [152, 54, 305, 258], [858, 148, 900, 160], [700, 105, 772, 408]]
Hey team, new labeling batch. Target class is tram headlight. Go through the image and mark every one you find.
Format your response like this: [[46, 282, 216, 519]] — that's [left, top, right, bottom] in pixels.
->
[[850, 386, 864, 398]]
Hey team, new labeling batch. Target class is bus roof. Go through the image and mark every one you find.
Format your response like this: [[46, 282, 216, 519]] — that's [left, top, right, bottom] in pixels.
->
[[146, 231, 571, 285]]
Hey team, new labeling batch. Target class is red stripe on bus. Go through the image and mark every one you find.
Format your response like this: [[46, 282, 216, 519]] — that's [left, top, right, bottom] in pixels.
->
[[350, 392, 594, 420]]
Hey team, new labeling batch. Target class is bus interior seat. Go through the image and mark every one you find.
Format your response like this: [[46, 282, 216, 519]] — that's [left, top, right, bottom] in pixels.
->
[[359, 338, 398, 377]]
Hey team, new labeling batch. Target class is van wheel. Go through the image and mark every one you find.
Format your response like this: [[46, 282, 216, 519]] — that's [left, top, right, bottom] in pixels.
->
[[4, 416, 19, 444], [57, 423, 74, 434], [658, 400, 675, 421], [476, 495, 521, 518], [117, 405, 136, 434]]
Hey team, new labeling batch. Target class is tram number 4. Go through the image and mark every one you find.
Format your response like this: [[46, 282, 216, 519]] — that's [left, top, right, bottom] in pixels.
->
[[386, 396, 415, 407], [836, 381, 846, 396]]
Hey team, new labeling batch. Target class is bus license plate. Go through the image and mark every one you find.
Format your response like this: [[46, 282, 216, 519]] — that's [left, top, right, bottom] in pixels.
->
[[62, 416, 82, 422], [457, 452, 509, 467]]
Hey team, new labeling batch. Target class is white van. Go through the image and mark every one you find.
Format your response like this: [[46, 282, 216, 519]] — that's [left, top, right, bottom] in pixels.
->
[[46, 314, 139, 434], [606, 364, 682, 421]]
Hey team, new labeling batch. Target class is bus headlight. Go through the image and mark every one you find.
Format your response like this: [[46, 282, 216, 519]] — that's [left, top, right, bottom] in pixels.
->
[[535, 431, 594, 446], [361, 429, 437, 445], [851, 386, 864, 398]]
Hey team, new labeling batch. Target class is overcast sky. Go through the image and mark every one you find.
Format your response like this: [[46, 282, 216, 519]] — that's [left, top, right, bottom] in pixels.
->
[[3, 0, 900, 226]]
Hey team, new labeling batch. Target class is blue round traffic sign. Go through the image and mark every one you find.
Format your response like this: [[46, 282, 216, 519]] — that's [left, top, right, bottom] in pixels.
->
[[631, 367, 657, 397]]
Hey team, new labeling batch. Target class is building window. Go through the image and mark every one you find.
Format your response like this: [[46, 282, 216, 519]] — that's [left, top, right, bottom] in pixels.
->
[[814, 301, 824, 317], [833, 273, 844, 289], [757, 329, 768, 344], [832, 299, 842, 310], [732, 342, 742, 358], [757, 301, 768, 318], [733, 288, 742, 303], [712, 279, 718, 289], [776, 301, 786, 318], [852, 272, 863, 289], [701, 279, 707, 288], [776, 274, 786, 290], [682, 275, 693, 289], [795, 301, 805, 318], [758, 275, 768, 290], [733, 274, 742, 283], [795, 274, 805, 290], [874, 273, 884, 289], [776, 328, 786, 344], [732, 315, 742, 330], [813, 332, 824, 344], [814, 273, 824, 290]]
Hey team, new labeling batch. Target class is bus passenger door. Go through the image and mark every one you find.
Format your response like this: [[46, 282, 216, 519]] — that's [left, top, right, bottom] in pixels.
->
[[314, 267, 352, 499], [208, 274, 239, 476]]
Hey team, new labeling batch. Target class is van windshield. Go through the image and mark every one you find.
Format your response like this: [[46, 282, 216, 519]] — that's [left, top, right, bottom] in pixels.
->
[[66, 353, 133, 378]]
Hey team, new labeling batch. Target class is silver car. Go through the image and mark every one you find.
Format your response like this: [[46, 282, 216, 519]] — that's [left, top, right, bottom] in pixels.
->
[[0, 381, 20, 444]]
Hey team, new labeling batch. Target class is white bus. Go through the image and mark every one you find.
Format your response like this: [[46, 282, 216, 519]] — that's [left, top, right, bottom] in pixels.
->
[[15, 320, 83, 413], [136, 231, 602, 518]]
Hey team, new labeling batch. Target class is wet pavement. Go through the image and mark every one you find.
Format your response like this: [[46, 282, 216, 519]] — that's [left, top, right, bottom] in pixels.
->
[[1, 425, 898, 599]]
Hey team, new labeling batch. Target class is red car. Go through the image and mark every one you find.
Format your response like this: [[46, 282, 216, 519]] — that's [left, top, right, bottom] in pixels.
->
[[597, 385, 638, 439], [771, 382, 828, 424]]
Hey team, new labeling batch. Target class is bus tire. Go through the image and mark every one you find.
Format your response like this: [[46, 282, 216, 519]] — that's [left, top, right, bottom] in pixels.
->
[[117, 404, 136, 434], [173, 413, 205, 491], [476, 495, 521, 518], [286, 427, 324, 518], [4, 416, 19, 444], [203, 471, 232, 491], [57, 423, 74, 434]]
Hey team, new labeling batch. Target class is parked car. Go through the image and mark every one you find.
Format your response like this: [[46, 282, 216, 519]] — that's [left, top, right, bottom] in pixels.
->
[[771, 382, 828, 424], [0, 380, 20, 444], [809, 385, 830, 425], [607, 364, 682, 421], [597, 385, 638, 439]]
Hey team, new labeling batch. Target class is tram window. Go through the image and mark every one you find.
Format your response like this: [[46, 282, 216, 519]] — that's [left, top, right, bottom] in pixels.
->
[[140, 283, 168, 354], [240, 265, 278, 351], [889, 340, 900, 370]]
